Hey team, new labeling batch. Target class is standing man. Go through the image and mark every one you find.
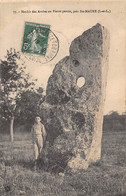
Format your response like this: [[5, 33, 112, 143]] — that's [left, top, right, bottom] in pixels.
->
[[31, 116, 47, 168]]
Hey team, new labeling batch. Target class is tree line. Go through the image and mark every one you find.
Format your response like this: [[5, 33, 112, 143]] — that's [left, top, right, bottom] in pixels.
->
[[103, 111, 126, 132], [0, 49, 45, 142]]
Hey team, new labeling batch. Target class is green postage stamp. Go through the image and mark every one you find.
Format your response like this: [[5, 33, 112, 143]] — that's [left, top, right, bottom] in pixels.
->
[[22, 22, 50, 56]]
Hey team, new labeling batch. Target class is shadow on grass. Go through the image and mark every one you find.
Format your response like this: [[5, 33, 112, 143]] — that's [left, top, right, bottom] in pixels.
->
[[2, 158, 35, 170]]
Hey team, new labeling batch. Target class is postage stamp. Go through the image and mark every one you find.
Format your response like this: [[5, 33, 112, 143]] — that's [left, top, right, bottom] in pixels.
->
[[22, 22, 50, 56], [22, 22, 59, 63]]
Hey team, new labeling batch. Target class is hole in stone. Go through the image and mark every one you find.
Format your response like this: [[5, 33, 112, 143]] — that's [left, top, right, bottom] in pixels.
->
[[77, 76, 85, 88], [72, 60, 80, 67]]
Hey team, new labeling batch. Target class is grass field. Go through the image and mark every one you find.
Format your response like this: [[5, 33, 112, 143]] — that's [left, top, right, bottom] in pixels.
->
[[0, 130, 126, 196]]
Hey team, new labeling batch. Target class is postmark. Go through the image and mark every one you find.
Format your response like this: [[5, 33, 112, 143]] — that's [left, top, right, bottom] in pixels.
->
[[21, 22, 59, 64]]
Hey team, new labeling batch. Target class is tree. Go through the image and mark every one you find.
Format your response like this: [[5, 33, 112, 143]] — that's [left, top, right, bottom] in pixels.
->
[[109, 111, 119, 115], [17, 88, 45, 125], [0, 48, 36, 142]]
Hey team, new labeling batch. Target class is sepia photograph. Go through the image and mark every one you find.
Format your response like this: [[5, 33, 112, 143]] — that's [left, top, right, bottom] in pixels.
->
[[0, 1, 126, 196]]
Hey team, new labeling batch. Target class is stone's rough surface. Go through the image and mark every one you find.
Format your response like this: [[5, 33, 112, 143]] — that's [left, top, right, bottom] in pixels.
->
[[41, 23, 110, 171]]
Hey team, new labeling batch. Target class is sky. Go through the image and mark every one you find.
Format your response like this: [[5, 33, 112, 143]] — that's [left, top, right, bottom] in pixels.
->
[[0, 1, 126, 114]]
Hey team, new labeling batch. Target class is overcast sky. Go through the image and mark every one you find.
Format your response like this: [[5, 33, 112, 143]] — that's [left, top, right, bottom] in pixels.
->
[[0, 1, 126, 114]]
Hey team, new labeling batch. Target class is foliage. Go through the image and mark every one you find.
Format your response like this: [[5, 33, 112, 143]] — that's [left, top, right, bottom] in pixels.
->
[[0, 48, 36, 121], [0, 48, 45, 136], [103, 111, 126, 132], [17, 88, 45, 124]]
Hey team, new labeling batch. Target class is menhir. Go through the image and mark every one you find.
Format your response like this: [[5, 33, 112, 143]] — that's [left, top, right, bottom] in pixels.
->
[[40, 23, 110, 171]]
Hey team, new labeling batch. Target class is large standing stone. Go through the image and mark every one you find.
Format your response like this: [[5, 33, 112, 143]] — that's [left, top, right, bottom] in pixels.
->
[[40, 23, 110, 171]]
